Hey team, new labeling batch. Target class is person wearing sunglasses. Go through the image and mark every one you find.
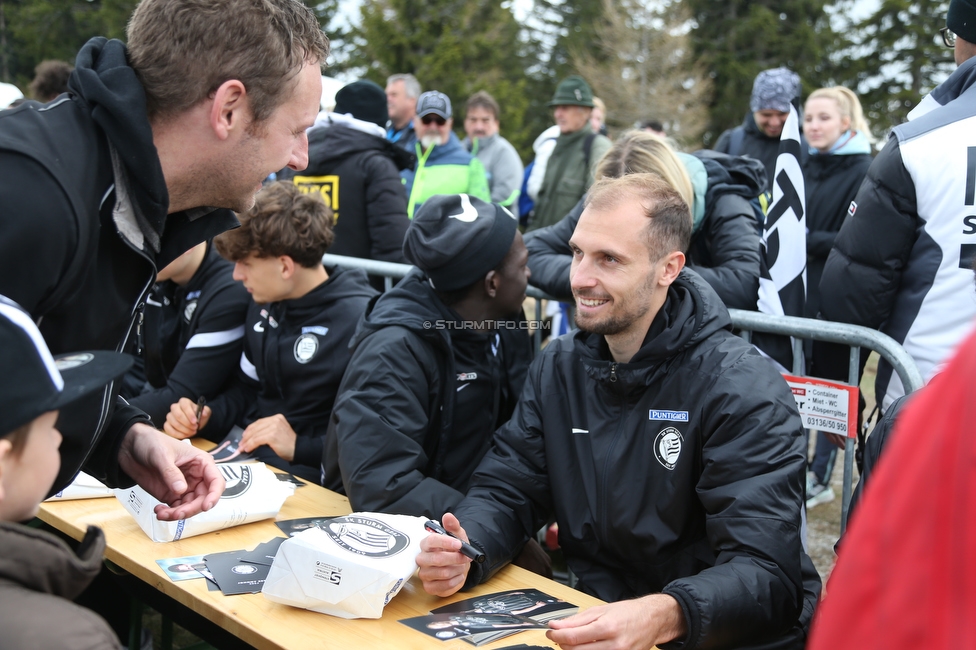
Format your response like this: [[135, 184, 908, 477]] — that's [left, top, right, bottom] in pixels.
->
[[401, 90, 490, 218], [818, 0, 976, 414]]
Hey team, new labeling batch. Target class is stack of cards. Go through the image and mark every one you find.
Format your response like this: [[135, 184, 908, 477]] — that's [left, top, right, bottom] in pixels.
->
[[208, 425, 256, 463], [156, 537, 286, 596], [275, 516, 336, 537], [399, 589, 578, 645]]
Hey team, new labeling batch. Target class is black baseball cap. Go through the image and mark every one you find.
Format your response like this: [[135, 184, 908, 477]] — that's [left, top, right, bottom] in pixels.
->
[[0, 296, 133, 436]]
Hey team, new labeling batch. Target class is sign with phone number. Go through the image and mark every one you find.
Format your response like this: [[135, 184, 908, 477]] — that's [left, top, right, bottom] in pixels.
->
[[782, 374, 859, 438]]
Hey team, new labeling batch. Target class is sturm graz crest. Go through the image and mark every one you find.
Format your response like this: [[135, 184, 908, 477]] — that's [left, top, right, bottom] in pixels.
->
[[219, 465, 253, 498], [325, 516, 410, 558], [653, 427, 683, 470], [294, 333, 319, 364]]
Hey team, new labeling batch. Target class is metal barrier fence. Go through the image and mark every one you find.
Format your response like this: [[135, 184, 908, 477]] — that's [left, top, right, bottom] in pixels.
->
[[324, 254, 924, 534], [729, 309, 924, 533]]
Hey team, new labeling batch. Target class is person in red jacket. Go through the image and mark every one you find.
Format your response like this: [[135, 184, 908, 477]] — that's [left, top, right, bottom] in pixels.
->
[[808, 323, 976, 648]]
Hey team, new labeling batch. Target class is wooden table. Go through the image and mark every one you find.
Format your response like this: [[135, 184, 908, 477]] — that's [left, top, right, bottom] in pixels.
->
[[38, 467, 603, 650]]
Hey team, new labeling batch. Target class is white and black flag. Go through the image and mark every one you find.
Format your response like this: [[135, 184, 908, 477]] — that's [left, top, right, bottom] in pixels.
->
[[756, 105, 806, 370]]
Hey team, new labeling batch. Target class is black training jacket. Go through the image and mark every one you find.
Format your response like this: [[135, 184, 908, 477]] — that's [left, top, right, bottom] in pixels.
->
[[0, 38, 237, 493], [126, 242, 250, 427], [204, 267, 376, 481], [279, 122, 414, 264], [525, 150, 762, 311], [322, 269, 532, 518], [454, 269, 820, 649]]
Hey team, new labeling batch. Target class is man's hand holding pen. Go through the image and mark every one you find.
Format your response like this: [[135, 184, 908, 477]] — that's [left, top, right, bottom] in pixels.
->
[[416, 513, 474, 597]]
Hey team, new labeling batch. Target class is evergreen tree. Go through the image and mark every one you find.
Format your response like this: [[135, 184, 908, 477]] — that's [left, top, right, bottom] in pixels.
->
[[684, 0, 833, 145], [573, 0, 711, 147], [347, 0, 540, 158], [831, 0, 954, 136]]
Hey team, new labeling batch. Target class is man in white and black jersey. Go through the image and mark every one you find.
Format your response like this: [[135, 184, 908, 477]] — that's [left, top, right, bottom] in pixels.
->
[[121, 240, 249, 428], [818, 0, 976, 411]]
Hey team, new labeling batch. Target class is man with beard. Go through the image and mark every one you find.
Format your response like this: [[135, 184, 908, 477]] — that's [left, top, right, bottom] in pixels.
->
[[416, 173, 821, 650], [401, 90, 489, 218]]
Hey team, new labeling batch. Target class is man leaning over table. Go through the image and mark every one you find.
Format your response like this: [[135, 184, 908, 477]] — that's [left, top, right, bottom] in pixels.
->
[[0, 0, 329, 518], [416, 174, 821, 650]]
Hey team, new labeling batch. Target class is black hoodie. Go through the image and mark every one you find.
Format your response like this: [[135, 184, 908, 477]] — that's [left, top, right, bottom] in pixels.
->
[[278, 122, 414, 264], [322, 268, 532, 518], [0, 38, 238, 492], [204, 267, 377, 481], [524, 150, 763, 311], [454, 269, 820, 649]]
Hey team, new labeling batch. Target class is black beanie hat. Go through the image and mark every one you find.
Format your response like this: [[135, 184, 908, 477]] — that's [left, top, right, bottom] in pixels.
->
[[334, 80, 388, 128], [948, 0, 976, 45], [402, 194, 518, 292]]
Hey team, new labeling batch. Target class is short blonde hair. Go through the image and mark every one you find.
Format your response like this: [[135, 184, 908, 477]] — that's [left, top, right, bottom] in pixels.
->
[[806, 86, 874, 143], [594, 130, 694, 212]]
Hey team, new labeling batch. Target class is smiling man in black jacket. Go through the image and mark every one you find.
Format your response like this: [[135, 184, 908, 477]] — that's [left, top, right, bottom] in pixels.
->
[[418, 174, 820, 650]]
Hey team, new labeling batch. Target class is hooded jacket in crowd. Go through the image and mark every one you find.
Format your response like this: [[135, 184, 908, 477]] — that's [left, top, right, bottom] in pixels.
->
[[463, 132, 525, 217], [715, 112, 809, 194], [453, 269, 820, 650], [204, 267, 376, 481], [819, 56, 976, 410], [0, 38, 238, 493], [525, 150, 763, 311], [279, 113, 414, 265], [123, 241, 250, 428], [0, 524, 119, 649], [322, 268, 532, 518]]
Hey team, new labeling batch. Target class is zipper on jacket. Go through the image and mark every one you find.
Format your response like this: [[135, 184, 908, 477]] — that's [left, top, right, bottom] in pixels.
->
[[609, 362, 618, 382]]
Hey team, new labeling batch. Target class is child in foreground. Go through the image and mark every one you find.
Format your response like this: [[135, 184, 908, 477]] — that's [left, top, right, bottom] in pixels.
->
[[0, 295, 132, 649]]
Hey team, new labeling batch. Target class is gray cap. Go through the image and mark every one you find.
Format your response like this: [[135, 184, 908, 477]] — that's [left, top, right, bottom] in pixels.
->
[[402, 194, 517, 292], [750, 68, 801, 113], [416, 91, 453, 120]]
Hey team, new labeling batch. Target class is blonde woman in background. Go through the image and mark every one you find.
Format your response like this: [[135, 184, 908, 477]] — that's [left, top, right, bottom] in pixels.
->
[[802, 86, 874, 508]]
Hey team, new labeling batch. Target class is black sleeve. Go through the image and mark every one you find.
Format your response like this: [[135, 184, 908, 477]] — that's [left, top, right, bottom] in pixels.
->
[[292, 422, 325, 469], [329, 328, 465, 518], [129, 284, 249, 426], [452, 352, 554, 587], [82, 399, 152, 489], [201, 355, 260, 442], [363, 153, 411, 263], [0, 155, 75, 314], [523, 199, 582, 301], [690, 194, 761, 310], [819, 138, 918, 329]]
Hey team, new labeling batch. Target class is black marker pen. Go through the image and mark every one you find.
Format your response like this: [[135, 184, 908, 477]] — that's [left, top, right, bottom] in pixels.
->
[[195, 395, 206, 433], [424, 519, 486, 563]]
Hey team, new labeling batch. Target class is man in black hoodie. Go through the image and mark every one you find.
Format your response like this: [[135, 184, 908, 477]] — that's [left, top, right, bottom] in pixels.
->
[[165, 182, 376, 482], [418, 174, 820, 650], [323, 194, 532, 517], [0, 0, 328, 518], [279, 79, 414, 270]]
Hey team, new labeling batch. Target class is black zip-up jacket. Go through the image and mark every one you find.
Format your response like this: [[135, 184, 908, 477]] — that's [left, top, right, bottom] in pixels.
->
[[0, 38, 237, 493], [205, 267, 376, 481], [126, 242, 250, 427], [525, 150, 763, 311], [454, 269, 820, 649], [278, 122, 414, 264], [322, 268, 533, 518]]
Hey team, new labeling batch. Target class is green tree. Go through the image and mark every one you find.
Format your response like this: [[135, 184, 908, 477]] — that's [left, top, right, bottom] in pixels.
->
[[531, 0, 606, 82], [684, 0, 833, 145], [830, 0, 954, 136], [347, 0, 541, 158], [1, 0, 136, 89], [573, 0, 711, 147]]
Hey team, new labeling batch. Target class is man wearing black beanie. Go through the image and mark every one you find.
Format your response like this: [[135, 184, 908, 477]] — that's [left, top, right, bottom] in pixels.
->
[[819, 0, 976, 411], [279, 79, 415, 279], [323, 194, 534, 522]]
